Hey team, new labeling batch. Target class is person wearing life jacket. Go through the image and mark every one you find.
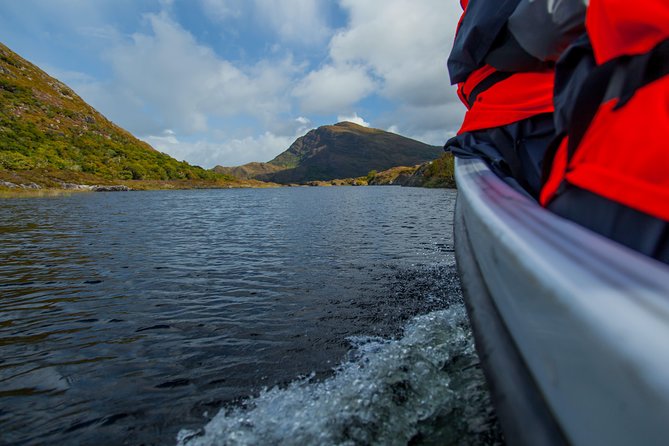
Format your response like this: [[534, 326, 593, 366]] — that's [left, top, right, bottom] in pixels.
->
[[445, 0, 557, 198], [538, 0, 669, 263]]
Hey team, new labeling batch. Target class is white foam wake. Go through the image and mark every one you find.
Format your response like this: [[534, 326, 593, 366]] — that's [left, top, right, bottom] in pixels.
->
[[177, 305, 499, 446]]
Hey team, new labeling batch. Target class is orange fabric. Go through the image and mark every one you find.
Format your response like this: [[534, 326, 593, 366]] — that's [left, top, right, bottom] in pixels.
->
[[587, 0, 669, 64], [542, 76, 669, 221], [457, 69, 555, 134]]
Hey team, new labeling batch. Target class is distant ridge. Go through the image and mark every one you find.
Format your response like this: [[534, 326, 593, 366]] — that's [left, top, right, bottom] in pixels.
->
[[0, 42, 217, 183], [215, 122, 442, 184], [213, 161, 284, 180]]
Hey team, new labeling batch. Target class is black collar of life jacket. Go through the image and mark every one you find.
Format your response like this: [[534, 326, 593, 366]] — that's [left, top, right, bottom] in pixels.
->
[[566, 38, 669, 159]]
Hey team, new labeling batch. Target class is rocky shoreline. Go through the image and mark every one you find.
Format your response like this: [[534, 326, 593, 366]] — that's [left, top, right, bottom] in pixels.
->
[[0, 180, 132, 192]]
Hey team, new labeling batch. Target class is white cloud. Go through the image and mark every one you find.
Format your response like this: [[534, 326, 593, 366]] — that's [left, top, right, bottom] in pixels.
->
[[253, 0, 331, 45], [94, 1, 463, 164], [11, 0, 466, 168], [200, 0, 241, 21], [288, 0, 464, 140], [98, 12, 297, 135], [199, 0, 331, 46], [331, 0, 461, 108], [336, 112, 369, 127], [293, 64, 375, 113], [59, 8, 311, 168], [144, 129, 179, 146], [142, 130, 297, 168], [77, 24, 121, 41], [379, 101, 464, 146]]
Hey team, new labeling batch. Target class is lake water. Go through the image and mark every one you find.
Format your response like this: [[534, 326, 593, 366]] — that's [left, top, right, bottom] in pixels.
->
[[0, 186, 502, 445]]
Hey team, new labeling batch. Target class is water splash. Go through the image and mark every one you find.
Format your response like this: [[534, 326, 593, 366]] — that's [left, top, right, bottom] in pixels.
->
[[177, 305, 502, 446]]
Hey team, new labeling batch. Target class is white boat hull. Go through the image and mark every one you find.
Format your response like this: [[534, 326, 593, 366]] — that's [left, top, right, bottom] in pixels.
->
[[454, 157, 669, 446]]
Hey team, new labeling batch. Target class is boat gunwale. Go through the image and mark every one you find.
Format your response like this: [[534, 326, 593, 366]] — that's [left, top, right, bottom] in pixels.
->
[[454, 157, 669, 446]]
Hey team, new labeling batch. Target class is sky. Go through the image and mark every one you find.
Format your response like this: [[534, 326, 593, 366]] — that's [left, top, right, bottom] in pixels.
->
[[0, 0, 464, 168]]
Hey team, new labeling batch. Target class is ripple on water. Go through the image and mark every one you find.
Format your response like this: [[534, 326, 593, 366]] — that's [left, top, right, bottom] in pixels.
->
[[0, 187, 501, 444]]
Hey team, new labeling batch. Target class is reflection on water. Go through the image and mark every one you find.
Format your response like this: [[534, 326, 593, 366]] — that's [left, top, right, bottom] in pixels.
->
[[0, 187, 500, 445]]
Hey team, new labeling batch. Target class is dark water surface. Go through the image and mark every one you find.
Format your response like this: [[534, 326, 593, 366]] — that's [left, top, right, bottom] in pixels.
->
[[0, 186, 501, 445]]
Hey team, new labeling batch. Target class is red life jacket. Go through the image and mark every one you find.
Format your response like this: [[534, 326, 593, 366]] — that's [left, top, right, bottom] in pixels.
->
[[587, 0, 669, 64], [456, 66, 555, 134], [540, 0, 669, 222], [453, 4, 555, 135]]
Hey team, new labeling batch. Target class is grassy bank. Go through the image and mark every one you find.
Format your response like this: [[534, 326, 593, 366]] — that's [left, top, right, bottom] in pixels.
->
[[0, 168, 278, 194]]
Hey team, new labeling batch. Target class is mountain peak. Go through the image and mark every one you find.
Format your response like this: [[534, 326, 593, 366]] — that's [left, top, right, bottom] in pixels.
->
[[328, 121, 382, 134], [259, 122, 441, 183], [332, 121, 367, 129]]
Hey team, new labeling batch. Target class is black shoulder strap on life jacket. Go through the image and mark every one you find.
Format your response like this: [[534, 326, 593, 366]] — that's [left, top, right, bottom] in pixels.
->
[[565, 59, 618, 159], [465, 71, 514, 108], [614, 38, 669, 110], [540, 34, 593, 184], [567, 38, 669, 159], [541, 37, 669, 188]]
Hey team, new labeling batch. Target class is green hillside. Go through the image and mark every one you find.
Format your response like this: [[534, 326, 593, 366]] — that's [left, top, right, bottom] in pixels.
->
[[0, 42, 220, 184]]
